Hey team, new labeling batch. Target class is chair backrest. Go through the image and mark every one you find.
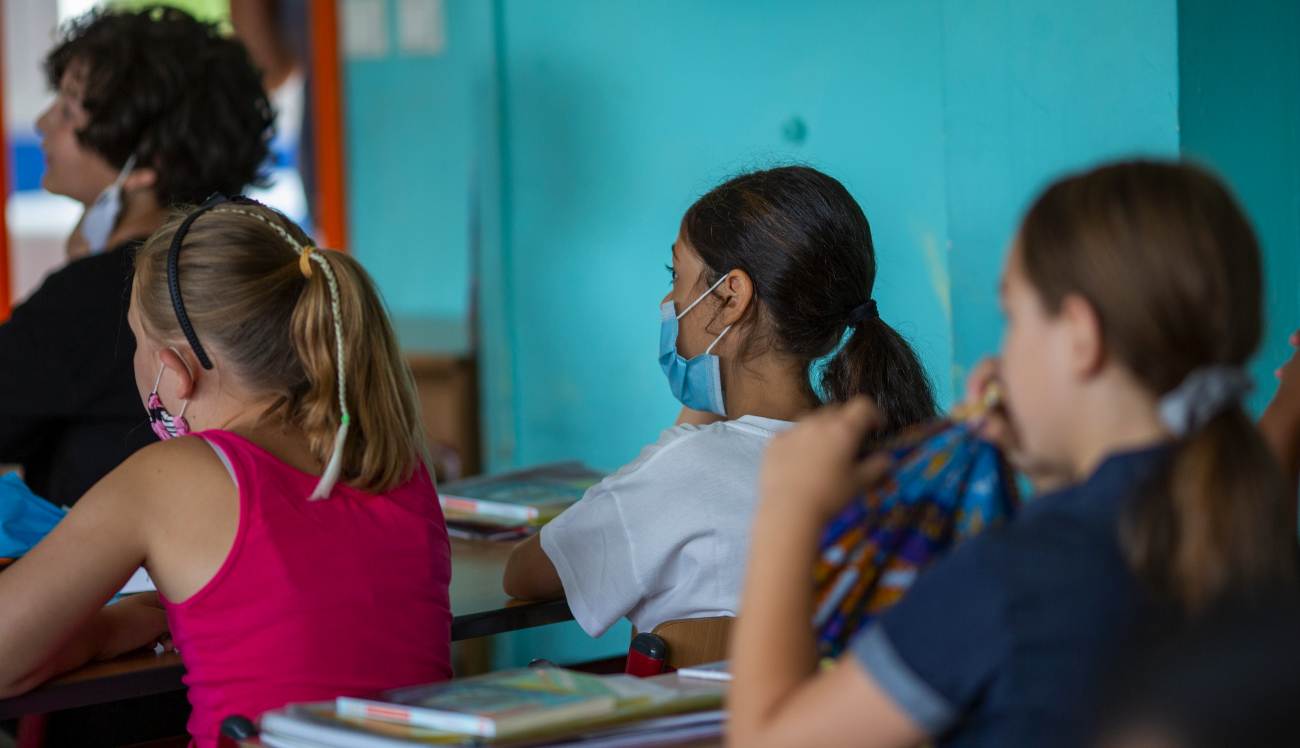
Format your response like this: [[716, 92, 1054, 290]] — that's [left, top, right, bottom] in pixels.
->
[[645, 616, 734, 670]]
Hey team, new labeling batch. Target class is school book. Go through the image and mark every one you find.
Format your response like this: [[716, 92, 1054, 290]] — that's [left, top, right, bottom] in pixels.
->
[[438, 463, 604, 525], [260, 704, 723, 748], [443, 512, 535, 542], [271, 670, 723, 746], [335, 668, 642, 737]]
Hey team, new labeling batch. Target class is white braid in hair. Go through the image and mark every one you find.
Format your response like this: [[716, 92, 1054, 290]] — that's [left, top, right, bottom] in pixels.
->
[[212, 207, 351, 499]]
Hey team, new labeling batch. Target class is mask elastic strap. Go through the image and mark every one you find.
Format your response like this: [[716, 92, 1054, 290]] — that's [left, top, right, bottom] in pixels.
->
[[154, 349, 193, 415], [704, 325, 732, 355], [114, 154, 138, 189], [677, 273, 731, 320]]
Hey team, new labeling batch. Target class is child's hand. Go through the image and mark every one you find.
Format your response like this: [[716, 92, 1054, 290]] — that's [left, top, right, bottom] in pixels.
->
[[98, 592, 171, 661], [759, 397, 892, 525], [1261, 331, 1300, 480], [965, 358, 1069, 493], [1264, 330, 1300, 431]]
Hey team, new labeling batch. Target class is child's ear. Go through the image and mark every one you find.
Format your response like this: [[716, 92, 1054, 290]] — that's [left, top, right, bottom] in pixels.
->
[[159, 346, 198, 400], [717, 269, 756, 327], [122, 166, 158, 194], [1059, 292, 1106, 378]]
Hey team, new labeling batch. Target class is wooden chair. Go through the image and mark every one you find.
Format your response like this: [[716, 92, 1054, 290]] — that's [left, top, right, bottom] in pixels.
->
[[638, 616, 734, 670]]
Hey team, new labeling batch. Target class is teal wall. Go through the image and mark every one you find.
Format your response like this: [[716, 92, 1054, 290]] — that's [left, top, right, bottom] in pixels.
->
[[484, 0, 964, 668], [942, 0, 1181, 384], [488, 0, 955, 472], [1179, 0, 1300, 413], [344, 0, 493, 343], [345, 0, 1300, 668]]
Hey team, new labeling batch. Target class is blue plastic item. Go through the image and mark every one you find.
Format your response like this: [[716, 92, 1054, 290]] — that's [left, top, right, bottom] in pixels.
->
[[0, 472, 67, 558]]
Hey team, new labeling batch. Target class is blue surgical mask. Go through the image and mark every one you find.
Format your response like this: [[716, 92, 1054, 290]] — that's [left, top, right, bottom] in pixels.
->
[[81, 154, 136, 255], [658, 274, 732, 416]]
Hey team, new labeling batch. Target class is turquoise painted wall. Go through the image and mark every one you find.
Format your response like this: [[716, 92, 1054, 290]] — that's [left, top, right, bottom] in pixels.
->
[[344, 0, 493, 338], [941, 0, 1181, 385], [490, 0, 955, 471], [484, 0, 959, 668], [1178, 0, 1300, 414], [345, 1, 1277, 668], [475, 0, 1181, 668]]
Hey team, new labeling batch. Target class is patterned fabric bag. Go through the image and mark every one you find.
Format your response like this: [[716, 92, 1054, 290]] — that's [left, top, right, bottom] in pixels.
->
[[814, 396, 1019, 657]]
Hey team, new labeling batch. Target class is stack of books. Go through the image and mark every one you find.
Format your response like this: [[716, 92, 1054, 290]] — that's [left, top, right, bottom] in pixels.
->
[[258, 666, 725, 747], [440, 463, 604, 541]]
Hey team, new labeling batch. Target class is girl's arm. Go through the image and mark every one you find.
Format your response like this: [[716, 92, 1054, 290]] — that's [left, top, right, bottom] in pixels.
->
[[0, 448, 175, 697], [503, 534, 563, 600], [727, 398, 927, 748]]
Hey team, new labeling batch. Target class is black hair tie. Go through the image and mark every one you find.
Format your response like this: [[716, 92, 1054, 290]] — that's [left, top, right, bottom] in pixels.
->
[[846, 299, 879, 326], [167, 192, 256, 370]]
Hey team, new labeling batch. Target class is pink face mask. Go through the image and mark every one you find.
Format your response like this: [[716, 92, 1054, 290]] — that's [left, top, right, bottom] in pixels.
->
[[147, 365, 190, 440]]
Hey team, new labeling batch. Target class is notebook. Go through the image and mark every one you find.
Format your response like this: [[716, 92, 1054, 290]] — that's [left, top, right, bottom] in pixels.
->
[[335, 668, 650, 738], [262, 672, 723, 747], [439, 463, 604, 526]]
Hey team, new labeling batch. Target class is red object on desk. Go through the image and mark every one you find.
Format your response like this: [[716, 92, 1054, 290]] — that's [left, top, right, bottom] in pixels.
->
[[625, 633, 668, 677]]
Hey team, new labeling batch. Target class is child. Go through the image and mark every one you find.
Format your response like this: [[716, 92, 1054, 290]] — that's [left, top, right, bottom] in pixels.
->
[[0, 199, 452, 748], [728, 160, 1299, 748], [0, 7, 274, 507], [503, 166, 937, 638]]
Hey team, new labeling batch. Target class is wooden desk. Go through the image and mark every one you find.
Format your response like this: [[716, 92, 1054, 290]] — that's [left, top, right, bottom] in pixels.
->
[[0, 538, 571, 720]]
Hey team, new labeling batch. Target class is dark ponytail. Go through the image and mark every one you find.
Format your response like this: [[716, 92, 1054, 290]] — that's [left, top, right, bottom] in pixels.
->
[[682, 166, 937, 437], [821, 315, 938, 435], [1020, 160, 1298, 612]]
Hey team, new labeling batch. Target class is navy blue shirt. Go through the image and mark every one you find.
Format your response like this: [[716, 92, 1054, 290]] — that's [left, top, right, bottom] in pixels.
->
[[853, 443, 1174, 747]]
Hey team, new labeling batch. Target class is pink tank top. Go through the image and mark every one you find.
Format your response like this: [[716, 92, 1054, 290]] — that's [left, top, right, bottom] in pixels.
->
[[161, 430, 452, 748]]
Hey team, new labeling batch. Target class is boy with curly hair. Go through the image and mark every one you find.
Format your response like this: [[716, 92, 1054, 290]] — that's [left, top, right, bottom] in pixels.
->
[[0, 6, 275, 507]]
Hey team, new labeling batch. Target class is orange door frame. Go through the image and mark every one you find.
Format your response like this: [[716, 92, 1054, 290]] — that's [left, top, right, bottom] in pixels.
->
[[0, 2, 347, 316], [309, 0, 348, 252]]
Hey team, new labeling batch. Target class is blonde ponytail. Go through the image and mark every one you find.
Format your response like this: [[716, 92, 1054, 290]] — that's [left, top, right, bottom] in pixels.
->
[[134, 199, 428, 496], [289, 248, 427, 494]]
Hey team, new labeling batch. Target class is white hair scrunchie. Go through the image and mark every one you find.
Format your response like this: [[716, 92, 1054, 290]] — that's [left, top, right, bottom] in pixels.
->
[[1157, 366, 1253, 437]]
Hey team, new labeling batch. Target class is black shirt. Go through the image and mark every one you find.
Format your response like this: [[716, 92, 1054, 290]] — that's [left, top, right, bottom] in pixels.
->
[[0, 240, 156, 505]]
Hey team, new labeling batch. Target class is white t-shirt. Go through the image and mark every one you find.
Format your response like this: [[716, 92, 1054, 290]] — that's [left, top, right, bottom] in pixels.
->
[[540, 415, 793, 637]]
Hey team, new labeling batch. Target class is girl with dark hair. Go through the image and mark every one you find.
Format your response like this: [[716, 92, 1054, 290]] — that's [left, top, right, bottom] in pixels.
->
[[727, 160, 1299, 748], [504, 166, 937, 638], [0, 7, 275, 507]]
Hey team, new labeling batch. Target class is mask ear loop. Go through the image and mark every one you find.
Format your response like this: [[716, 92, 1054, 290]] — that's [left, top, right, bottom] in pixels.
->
[[676, 272, 732, 320], [114, 154, 138, 190], [152, 349, 194, 435], [680, 272, 735, 354]]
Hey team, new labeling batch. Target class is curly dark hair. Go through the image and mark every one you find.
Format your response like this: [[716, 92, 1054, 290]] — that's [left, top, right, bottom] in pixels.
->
[[44, 5, 275, 206]]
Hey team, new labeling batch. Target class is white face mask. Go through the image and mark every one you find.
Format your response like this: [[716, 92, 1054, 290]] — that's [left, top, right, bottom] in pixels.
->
[[80, 154, 136, 255]]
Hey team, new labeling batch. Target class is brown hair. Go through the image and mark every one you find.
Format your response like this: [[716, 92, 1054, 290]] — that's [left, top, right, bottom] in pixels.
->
[[1019, 160, 1298, 611], [134, 203, 426, 493]]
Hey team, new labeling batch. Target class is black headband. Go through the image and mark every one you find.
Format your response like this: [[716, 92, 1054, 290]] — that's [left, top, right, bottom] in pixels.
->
[[166, 193, 256, 370]]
